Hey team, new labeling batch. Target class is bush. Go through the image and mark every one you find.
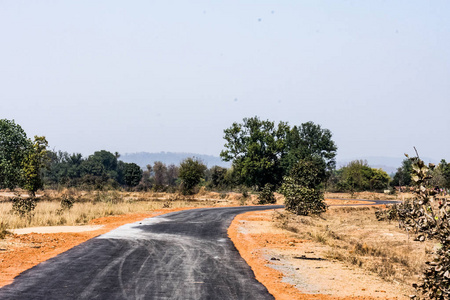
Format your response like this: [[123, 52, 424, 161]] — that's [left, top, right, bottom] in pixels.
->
[[258, 183, 276, 204], [60, 194, 75, 210], [280, 159, 327, 215], [11, 195, 36, 217], [280, 177, 326, 215], [0, 222, 9, 239]]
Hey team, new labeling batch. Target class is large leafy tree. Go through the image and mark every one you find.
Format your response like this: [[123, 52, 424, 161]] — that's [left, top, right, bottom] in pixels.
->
[[220, 117, 289, 189], [0, 119, 33, 189], [220, 117, 337, 189], [282, 122, 337, 177]]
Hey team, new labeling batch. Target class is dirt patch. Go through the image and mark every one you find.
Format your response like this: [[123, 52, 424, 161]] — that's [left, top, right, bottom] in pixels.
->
[[11, 225, 104, 234], [228, 209, 413, 300], [0, 207, 196, 287], [325, 199, 375, 206]]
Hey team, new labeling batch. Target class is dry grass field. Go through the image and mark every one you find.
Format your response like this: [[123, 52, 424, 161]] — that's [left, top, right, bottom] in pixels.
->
[[272, 206, 432, 285], [0, 188, 259, 230]]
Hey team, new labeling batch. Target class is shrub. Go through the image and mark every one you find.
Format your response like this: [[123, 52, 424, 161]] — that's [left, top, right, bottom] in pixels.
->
[[258, 183, 276, 204], [60, 194, 75, 210], [0, 222, 9, 239], [11, 195, 36, 217], [280, 159, 327, 215], [280, 177, 326, 215]]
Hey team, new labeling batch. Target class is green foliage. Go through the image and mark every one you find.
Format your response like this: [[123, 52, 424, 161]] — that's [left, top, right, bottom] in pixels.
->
[[281, 122, 337, 177], [280, 159, 327, 215], [0, 119, 32, 189], [280, 177, 326, 215], [179, 157, 207, 195], [11, 195, 37, 217], [258, 183, 276, 204], [206, 166, 228, 190], [220, 116, 337, 190], [391, 158, 413, 187], [123, 162, 143, 187], [377, 153, 450, 299], [82, 150, 118, 180], [221, 117, 288, 189], [334, 160, 390, 192], [436, 159, 450, 189], [22, 136, 49, 195]]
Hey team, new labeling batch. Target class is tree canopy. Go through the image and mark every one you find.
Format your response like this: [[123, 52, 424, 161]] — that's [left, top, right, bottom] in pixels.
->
[[220, 116, 337, 189], [0, 119, 33, 189]]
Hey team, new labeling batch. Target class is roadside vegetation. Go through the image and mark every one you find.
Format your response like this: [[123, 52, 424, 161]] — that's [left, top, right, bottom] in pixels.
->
[[2, 117, 450, 298]]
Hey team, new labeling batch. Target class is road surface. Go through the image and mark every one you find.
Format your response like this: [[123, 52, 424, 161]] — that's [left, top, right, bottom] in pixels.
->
[[0, 205, 283, 300]]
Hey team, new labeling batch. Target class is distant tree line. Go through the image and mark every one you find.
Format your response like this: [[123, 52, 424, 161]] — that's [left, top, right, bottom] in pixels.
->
[[4, 117, 448, 212], [327, 158, 450, 194], [327, 160, 391, 193], [44, 150, 143, 190], [390, 158, 450, 190]]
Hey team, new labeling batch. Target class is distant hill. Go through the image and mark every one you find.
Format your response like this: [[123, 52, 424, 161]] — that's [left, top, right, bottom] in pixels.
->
[[120, 152, 231, 169]]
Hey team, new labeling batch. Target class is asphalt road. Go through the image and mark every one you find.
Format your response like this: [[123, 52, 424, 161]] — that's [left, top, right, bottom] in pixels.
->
[[0, 205, 283, 300]]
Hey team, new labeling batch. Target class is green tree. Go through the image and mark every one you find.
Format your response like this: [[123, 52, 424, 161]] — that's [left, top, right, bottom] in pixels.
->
[[220, 116, 289, 189], [0, 119, 32, 189], [206, 166, 228, 190], [221, 117, 337, 190], [178, 157, 207, 195], [81, 150, 118, 186], [370, 168, 390, 190], [391, 158, 413, 187], [437, 159, 450, 189], [22, 136, 49, 195], [338, 160, 373, 192], [280, 158, 327, 215], [282, 122, 337, 177], [152, 161, 168, 191], [123, 162, 143, 187]]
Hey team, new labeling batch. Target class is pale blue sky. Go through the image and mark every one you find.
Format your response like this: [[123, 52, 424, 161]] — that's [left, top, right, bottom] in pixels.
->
[[1, 1, 449, 162]]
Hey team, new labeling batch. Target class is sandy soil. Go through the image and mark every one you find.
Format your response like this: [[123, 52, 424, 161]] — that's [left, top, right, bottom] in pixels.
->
[[228, 209, 411, 300]]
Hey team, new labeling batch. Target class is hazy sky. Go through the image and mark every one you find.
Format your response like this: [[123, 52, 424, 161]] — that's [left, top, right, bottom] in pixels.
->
[[1, 1, 449, 162]]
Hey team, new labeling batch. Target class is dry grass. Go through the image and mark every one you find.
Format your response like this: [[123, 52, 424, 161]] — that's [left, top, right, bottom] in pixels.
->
[[272, 206, 434, 286], [324, 191, 415, 201], [0, 189, 224, 230]]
